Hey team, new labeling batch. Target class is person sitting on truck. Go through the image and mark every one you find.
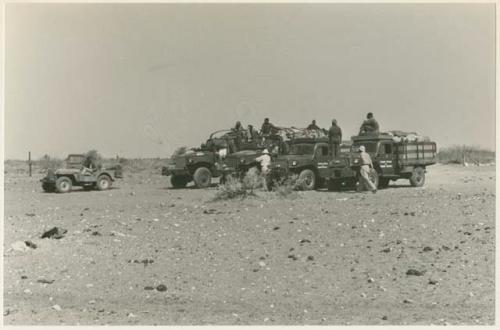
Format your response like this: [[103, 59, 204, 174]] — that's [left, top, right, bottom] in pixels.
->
[[307, 120, 320, 130], [328, 119, 342, 156], [261, 118, 277, 135], [357, 145, 377, 193], [255, 149, 272, 175], [359, 112, 380, 135], [247, 124, 259, 142]]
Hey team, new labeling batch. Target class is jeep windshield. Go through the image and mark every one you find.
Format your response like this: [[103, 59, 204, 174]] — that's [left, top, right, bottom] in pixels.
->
[[352, 142, 377, 153], [289, 144, 314, 155]]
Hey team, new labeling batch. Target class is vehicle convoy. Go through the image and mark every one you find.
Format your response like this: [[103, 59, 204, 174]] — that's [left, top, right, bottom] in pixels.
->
[[268, 132, 437, 191], [40, 154, 123, 193]]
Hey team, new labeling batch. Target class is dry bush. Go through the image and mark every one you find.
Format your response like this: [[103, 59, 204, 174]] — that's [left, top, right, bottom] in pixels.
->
[[37, 155, 63, 172], [437, 145, 495, 165], [271, 174, 303, 198], [213, 175, 254, 201], [213, 168, 266, 201]]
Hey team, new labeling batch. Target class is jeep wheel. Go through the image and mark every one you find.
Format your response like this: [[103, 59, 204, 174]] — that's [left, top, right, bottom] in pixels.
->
[[298, 169, 316, 190], [42, 182, 55, 193], [409, 167, 425, 187], [193, 167, 212, 188], [171, 175, 189, 188], [378, 178, 390, 189], [55, 177, 72, 193], [96, 175, 112, 191]]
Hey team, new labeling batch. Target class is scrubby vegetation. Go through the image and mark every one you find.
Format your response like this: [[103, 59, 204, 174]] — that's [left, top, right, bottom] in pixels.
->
[[437, 145, 495, 165]]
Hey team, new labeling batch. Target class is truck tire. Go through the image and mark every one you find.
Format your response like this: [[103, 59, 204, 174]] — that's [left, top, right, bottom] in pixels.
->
[[171, 175, 189, 188], [193, 167, 212, 188], [298, 169, 316, 190], [409, 167, 425, 187], [369, 170, 379, 189], [96, 175, 112, 191], [42, 182, 55, 193], [55, 177, 72, 193]]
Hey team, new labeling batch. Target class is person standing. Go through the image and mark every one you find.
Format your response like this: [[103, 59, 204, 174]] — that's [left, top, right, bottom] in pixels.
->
[[359, 112, 379, 135], [256, 149, 272, 175], [328, 119, 342, 156], [357, 145, 377, 193]]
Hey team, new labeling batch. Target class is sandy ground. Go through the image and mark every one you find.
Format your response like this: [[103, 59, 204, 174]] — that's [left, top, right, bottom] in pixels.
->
[[3, 164, 495, 325]]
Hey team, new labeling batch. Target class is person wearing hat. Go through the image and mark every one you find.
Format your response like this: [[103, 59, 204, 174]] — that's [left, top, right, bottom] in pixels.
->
[[359, 112, 380, 135], [357, 145, 377, 193], [255, 148, 272, 176], [328, 119, 342, 156]]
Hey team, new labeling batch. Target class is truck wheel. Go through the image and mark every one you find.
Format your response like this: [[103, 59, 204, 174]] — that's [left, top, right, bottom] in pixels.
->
[[171, 175, 189, 188], [410, 167, 425, 187], [96, 175, 112, 191], [193, 167, 212, 188], [42, 182, 55, 193], [298, 169, 316, 190], [369, 170, 379, 189], [55, 177, 72, 193], [378, 178, 390, 189]]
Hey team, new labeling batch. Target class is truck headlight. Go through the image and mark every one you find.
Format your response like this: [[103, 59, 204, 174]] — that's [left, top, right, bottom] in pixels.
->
[[188, 158, 193, 163], [240, 159, 245, 163], [353, 159, 359, 164], [292, 161, 297, 166]]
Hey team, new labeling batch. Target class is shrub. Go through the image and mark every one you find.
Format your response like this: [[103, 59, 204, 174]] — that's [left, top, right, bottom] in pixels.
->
[[38, 155, 63, 172], [271, 174, 304, 198], [437, 145, 495, 165], [213, 175, 254, 201]]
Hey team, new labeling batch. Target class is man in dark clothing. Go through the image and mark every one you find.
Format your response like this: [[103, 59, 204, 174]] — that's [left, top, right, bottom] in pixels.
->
[[232, 121, 245, 149], [359, 112, 380, 135], [328, 119, 342, 156], [307, 120, 320, 130], [261, 118, 277, 135], [82, 155, 97, 175]]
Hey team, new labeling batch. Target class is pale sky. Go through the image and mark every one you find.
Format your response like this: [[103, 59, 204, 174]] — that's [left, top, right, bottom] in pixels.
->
[[5, 3, 495, 159]]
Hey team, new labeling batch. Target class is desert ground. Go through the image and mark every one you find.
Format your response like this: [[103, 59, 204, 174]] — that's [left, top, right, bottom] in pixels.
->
[[3, 163, 495, 325]]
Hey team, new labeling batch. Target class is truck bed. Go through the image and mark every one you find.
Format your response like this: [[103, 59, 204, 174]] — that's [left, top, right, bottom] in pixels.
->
[[396, 141, 437, 166]]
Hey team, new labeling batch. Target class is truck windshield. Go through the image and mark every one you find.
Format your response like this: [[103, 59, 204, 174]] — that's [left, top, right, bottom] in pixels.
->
[[352, 142, 377, 153], [289, 144, 314, 155]]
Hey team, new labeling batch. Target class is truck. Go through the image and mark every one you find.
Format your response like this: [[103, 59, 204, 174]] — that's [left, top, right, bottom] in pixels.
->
[[329, 133, 437, 190], [162, 129, 263, 188], [40, 154, 123, 193], [268, 132, 437, 191], [266, 137, 353, 190]]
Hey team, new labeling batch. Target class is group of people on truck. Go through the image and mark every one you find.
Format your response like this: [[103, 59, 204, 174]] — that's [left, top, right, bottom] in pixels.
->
[[229, 112, 379, 157], [249, 112, 380, 192]]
